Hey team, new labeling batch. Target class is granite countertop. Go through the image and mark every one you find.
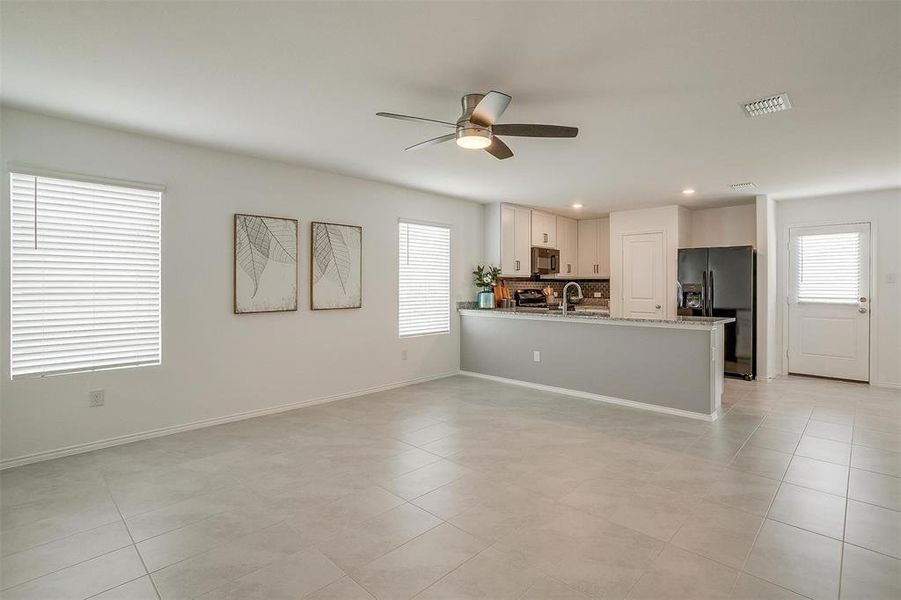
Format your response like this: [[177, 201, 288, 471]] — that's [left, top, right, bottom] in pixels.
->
[[458, 307, 735, 330]]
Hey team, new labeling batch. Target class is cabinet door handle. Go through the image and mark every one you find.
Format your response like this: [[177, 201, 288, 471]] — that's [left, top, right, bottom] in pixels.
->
[[543, 233, 548, 243], [515, 260, 520, 271], [567, 264, 571, 274]]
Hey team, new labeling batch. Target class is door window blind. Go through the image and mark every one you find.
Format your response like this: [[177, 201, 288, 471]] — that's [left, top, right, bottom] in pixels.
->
[[794, 231, 861, 304], [398, 221, 450, 337], [10, 172, 162, 378]]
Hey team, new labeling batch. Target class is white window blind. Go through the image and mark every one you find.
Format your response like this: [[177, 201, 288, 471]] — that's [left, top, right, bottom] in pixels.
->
[[794, 231, 861, 304], [10, 172, 162, 378], [398, 221, 450, 337]]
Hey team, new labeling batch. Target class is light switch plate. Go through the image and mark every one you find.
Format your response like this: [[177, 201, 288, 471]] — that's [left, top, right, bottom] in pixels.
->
[[533, 350, 541, 362], [593, 292, 602, 298]]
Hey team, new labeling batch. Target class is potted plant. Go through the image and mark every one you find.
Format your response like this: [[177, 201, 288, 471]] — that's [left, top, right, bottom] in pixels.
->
[[472, 265, 501, 309]]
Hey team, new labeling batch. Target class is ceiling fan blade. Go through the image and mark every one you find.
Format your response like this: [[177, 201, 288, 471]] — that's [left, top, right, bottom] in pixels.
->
[[377, 112, 456, 128], [491, 124, 579, 138], [404, 133, 456, 151], [485, 136, 514, 160], [470, 91, 512, 126]]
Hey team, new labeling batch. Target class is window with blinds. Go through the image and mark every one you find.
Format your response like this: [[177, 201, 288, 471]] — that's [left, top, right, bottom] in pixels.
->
[[9, 172, 162, 378], [794, 231, 861, 304], [398, 221, 450, 337]]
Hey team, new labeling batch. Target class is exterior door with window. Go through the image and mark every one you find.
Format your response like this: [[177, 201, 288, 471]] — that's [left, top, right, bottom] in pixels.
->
[[788, 223, 870, 381], [621, 232, 665, 318]]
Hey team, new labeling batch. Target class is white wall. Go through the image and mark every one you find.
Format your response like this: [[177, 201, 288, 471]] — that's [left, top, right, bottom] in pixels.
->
[[0, 108, 484, 464], [609, 205, 682, 319], [686, 204, 756, 248], [755, 195, 779, 380], [776, 189, 901, 388]]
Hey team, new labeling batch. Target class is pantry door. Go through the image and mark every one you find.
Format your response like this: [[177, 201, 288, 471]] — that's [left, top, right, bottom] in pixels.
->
[[788, 223, 870, 381], [621, 232, 665, 318]]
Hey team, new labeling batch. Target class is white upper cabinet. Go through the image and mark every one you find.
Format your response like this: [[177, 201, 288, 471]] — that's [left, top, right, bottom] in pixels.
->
[[597, 217, 610, 277], [556, 216, 579, 278], [530, 210, 557, 248], [578, 217, 610, 277], [499, 203, 532, 276]]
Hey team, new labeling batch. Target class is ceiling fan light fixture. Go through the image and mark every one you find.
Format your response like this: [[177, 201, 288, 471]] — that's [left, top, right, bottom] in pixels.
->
[[456, 127, 492, 150]]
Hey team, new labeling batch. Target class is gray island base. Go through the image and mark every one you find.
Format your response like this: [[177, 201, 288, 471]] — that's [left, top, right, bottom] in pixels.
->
[[459, 309, 735, 421]]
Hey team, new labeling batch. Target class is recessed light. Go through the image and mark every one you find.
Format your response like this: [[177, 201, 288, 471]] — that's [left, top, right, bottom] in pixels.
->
[[682, 189, 695, 195], [572, 203, 583, 209]]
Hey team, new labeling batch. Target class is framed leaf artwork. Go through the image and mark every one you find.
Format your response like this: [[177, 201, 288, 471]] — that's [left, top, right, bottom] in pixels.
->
[[234, 214, 298, 314], [311, 222, 362, 310]]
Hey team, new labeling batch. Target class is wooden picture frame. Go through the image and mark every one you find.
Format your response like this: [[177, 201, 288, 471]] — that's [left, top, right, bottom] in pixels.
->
[[234, 213, 298, 314], [310, 221, 363, 310]]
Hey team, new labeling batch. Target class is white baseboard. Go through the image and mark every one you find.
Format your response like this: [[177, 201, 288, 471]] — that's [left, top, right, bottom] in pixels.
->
[[459, 371, 719, 422], [0, 372, 457, 470], [873, 380, 901, 390]]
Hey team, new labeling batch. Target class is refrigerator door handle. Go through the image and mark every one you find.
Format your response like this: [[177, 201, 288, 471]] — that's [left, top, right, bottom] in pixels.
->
[[709, 271, 715, 316], [702, 270, 708, 316]]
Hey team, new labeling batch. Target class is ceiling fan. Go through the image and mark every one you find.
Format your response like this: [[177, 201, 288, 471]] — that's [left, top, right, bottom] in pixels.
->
[[377, 91, 578, 160]]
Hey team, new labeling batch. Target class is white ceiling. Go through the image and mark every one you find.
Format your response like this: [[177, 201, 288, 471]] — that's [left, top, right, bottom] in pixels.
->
[[2, 1, 899, 217]]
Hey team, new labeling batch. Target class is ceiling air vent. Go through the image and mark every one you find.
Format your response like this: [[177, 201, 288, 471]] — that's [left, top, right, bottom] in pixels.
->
[[730, 182, 758, 191], [742, 93, 792, 117]]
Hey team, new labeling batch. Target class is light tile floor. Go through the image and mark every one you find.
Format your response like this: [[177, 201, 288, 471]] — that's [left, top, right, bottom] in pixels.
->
[[1, 375, 899, 599]]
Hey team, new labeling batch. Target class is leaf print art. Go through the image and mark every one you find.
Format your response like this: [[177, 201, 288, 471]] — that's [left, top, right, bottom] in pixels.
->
[[234, 214, 297, 313], [311, 222, 362, 310]]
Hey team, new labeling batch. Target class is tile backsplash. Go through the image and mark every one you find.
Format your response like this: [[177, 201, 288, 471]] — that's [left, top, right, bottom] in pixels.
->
[[498, 278, 609, 305]]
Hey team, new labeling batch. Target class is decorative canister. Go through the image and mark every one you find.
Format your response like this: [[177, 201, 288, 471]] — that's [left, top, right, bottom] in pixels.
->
[[478, 290, 496, 309]]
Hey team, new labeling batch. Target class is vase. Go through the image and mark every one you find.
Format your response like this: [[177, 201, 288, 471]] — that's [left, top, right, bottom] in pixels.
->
[[477, 290, 495, 309]]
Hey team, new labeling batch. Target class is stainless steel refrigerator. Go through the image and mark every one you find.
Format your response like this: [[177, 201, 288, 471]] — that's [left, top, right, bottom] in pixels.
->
[[678, 246, 756, 380]]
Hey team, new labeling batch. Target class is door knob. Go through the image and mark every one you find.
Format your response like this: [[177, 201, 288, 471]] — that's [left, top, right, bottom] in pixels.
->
[[655, 304, 662, 309]]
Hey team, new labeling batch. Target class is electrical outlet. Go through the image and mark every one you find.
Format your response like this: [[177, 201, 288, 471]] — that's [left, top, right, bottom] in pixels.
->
[[593, 292, 602, 298], [401, 349, 408, 361], [533, 350, 541, 363], [89, 390, 105, 407]]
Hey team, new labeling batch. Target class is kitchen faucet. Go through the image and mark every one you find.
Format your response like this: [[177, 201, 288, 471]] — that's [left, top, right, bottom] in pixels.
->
[[561, 281, 582, 317]]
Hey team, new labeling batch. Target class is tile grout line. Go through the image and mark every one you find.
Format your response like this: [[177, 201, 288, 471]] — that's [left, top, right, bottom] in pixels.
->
[[0, 544, 134, 594], [836, 414, 857, 600], [100, 472, 163, 600], [733, 404, 810, 595], [0, 515, 124, 561]]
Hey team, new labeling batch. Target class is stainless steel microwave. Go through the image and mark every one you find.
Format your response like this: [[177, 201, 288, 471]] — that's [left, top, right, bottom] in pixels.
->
[[531, 247, 560, 275]]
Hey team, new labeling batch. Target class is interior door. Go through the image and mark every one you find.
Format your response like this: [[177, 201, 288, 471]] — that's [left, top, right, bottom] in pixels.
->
[[788, 223, 870, 381], [622, 232, 665, 318]]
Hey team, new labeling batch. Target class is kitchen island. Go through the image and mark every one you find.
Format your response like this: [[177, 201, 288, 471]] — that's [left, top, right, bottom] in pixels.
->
[[459, 308, 735, 420]]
